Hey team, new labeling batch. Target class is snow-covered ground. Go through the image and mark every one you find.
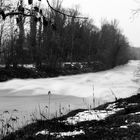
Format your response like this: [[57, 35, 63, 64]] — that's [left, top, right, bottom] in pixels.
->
[[64, 108, 123, 125], [64, 101, 124, 125], [34, 101, 125, 138], [36, 130, 85, 138], [0, 60, 140, 98], [0, 60, 140, 133], [0, 60, 140, 119]]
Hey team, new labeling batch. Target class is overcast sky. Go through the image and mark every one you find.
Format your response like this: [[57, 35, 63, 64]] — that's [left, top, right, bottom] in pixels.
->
[[60, 0, 140, 47]]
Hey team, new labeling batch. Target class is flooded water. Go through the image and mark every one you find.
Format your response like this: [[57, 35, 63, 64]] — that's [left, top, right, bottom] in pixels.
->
[[0, 60, 140, 129]]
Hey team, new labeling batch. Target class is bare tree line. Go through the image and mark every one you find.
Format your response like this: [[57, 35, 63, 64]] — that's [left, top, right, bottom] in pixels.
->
[[0, 0, 131, 72]]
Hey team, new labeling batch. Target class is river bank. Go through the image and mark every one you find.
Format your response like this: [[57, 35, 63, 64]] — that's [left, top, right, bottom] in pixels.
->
[[0, 61, 107, 82], [2, 93, 140, 140], [0, 60, 140, 139]]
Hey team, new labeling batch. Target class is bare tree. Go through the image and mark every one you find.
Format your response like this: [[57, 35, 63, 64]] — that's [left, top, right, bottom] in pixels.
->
[[0, 0, 87, 21]]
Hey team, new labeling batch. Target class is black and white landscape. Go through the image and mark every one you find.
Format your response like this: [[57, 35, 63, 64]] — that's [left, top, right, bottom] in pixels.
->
[[0, 0, 140, 140]]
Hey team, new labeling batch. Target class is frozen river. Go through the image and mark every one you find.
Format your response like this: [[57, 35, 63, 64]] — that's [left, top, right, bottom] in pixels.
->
[[0, 60, 140, 125]]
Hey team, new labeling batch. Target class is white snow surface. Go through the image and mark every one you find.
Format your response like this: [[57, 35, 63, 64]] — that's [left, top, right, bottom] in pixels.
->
[[130, 111, 140, 115], [36, 130, 85, 138], [0, 60, 140, 101], [64, 108, 123, 125], [120, 125, 128, 129]]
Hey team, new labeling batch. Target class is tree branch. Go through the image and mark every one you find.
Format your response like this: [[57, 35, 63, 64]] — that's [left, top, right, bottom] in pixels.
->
[[0, 9, 34, 20], [46, 0, 88, 19], [5, 12, 33, 17], [0, 0, 88, 20]]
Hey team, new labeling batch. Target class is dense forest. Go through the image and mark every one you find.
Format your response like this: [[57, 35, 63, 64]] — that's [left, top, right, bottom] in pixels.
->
[[0, 0, 131, 80]]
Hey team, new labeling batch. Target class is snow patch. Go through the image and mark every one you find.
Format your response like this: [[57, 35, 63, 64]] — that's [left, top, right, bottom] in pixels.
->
[[131, 122, 140, 126], [64, 108, 123, 125], [36, 130, 85, 138], [128, 103, 138, 106], [0, 60, 139, 100], [131, 112, 140, 115], [106, 103, 117, 110], [36, 130, 49, 135], [120, 125, 128, 129]]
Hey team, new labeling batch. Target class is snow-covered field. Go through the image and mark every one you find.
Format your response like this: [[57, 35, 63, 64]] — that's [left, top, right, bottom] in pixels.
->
[[0, 60, 140, 97], [0, 60, 140, 118]]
